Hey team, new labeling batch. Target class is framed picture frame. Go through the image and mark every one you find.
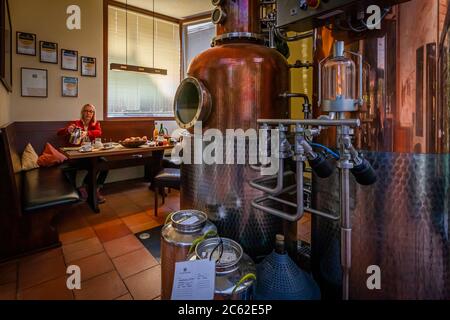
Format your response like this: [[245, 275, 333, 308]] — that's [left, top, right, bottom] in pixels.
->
[[0, 0, 12, 92], [21, 68, 47, 98], [16, 31, 36, 56], [39, 41, 58, 64], [62, 76, 78, 97], [81, 56, 96, 77], [61, 49, 78, 71]]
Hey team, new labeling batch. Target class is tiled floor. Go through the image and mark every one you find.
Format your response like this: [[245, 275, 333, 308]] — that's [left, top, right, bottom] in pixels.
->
[[0, 179, 311, 300], [0, 180, 177, 301]]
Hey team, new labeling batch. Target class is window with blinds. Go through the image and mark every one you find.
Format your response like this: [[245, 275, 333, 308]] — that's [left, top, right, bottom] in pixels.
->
[[182, 21, 215, 77], [108, 5, 180, 118]]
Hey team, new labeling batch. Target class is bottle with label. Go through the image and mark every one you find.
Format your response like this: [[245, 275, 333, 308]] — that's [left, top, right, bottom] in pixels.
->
[[158, 123, 166, 145], [153, 126, 159, 141]]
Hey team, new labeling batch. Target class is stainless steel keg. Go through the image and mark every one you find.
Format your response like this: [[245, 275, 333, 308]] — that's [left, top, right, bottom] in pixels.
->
[[161, 210, 217, 300], [191, 237, 256, 300]]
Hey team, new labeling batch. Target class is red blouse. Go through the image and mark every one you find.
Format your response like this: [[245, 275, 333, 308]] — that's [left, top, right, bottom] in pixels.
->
[[57, 120, 102, 146]]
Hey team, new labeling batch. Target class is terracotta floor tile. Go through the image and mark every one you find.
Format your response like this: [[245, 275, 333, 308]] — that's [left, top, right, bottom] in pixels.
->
[[19, 255, 67, 290], [0, 283, 16, 300], [121, 211, 155, 225], [123, 184, 152, 194], [21, 248, 63, 266], [129, 191, 153, 200], [164, 196, 180, 211], [103, 235, 144, 259], [147, 210, 171, 226], [148, 203, 177, 219], [300, 213, 311, 224], [71, 252, 114, 282], [94, 222, 132, 243], [126, 190, 153, 200], [83, 205, 119, 227], [116, 293, 133, 300], [60, 227, 97, 245], [135, 201, 155, 212], [112, 201, 143, 218], [103, 193, 131, 207], [93, 219, 123, 230], [112, 248, 158, 279], [121, 212, 160, 234], [0, 261, 18, 285], [128, 222, 161, 234], [18, 276, 73, 300], [63, 237, 104, 263], [56, 208, 89, 234], [124, 266, 161, 300], [74, 271, 127, 300], [300, 232, 311, 243]]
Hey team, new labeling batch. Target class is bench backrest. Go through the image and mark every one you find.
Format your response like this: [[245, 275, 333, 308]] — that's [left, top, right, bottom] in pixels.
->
[[0, 123, 22, 218], [11, 120, 156, 155]]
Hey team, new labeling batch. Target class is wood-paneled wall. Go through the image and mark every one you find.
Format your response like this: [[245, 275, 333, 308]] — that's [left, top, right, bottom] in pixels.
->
[[12, 120, 155, 154]]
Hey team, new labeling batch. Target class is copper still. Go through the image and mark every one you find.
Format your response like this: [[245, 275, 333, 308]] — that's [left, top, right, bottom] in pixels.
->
[[175, 0, 290, 258], [310, 0, 450, 299]]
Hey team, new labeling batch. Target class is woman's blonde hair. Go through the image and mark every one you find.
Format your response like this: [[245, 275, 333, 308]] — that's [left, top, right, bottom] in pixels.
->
[[80, 104, 97, 125]]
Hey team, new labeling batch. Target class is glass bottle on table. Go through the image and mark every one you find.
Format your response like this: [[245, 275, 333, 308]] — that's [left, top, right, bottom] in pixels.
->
[[158, 123, 166, 146], [153, 126, 159, 141]]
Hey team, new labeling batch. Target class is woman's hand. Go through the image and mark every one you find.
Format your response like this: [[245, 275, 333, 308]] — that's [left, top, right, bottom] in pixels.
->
[[80, 131, 88, 139], [68, 124, 76, 133]]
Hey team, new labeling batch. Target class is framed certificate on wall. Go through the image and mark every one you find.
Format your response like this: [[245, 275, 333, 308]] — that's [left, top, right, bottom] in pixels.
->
[[61, 49, 78, 71], [21, 68, 47, 98], [1, 0, 12, 92], [16, 31, 36, 56], [62, 76, 78, 97], [81, 56, 96, 77], [40, 41, 58, 64]]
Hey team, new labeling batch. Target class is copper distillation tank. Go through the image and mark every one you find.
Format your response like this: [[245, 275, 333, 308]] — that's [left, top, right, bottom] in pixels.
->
[[250, 0, 449, 300], [310, 0, 450, 299], [174, 0, 291, 259]]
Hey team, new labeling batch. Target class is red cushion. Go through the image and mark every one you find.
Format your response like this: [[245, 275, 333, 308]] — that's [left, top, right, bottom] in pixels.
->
[[37, 143, 67, 167]]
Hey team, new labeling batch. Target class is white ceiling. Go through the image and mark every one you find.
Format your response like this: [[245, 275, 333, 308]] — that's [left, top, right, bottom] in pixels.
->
[[115, 0, 214, 19]]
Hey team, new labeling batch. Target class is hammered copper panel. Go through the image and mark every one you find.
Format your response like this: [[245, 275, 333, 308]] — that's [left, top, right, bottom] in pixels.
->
[[312, 152, 450, 300]]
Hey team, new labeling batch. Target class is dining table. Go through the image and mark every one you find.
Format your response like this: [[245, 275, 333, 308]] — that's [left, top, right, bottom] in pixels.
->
[[60, 143, 174, 213]]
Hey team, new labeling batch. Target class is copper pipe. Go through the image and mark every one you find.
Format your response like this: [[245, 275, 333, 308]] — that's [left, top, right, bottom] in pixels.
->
[[215, 0, 261, 35]]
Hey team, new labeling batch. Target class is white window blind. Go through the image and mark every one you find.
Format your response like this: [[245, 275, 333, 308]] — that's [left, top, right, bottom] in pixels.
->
[[108, 6, 180, 118], [183, 21, 215, 76]]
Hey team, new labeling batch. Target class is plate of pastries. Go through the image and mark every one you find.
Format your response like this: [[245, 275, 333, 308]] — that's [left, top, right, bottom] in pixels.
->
[[120, 136, 148, 148]]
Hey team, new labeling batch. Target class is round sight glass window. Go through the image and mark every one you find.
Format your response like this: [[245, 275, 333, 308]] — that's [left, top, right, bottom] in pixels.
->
[[174, 77, 211, 129]]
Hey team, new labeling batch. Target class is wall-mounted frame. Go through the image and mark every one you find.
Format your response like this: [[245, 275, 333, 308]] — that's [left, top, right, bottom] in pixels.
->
[[39, 41, 58, 64], [21, 67, 47, 98], [61, 49, 78, 71], [16, 31, 36, 56], [62, 76, 78, 97], [81, 56, 96, 77], [0, 0, 12, 92]]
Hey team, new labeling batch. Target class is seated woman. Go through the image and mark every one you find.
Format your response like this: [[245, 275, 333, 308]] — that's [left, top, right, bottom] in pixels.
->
[[57, 104, 108, 203]]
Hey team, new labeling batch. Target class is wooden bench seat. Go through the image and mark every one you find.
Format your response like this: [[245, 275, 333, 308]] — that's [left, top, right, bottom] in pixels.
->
[[0, 124, 80, 262], [23, 167, 79, 212]]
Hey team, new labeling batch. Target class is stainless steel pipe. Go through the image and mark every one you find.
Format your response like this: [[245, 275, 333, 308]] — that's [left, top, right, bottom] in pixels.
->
[[251, 159, 304, 222], [258, 119, 361, 127]]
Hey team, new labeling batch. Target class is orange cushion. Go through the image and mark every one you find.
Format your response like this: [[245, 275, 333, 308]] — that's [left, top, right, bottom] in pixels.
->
[[37, 143, 67, 167]]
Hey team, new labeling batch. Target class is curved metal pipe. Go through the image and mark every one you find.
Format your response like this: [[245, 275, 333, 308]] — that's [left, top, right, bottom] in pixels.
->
[[279, 92, 310, 105], [251, 160, 304, 222], [258, 119, 361, 127], [274, 28, 313, 42], [249, 160, 291, 195]]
